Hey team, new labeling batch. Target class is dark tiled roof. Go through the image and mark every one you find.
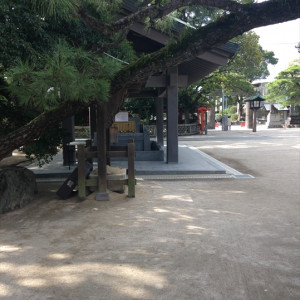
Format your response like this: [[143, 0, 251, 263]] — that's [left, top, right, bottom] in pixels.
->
[[218, 41, 239, 56], [245, 94, 266, 101], [121, 0, 239, 86]]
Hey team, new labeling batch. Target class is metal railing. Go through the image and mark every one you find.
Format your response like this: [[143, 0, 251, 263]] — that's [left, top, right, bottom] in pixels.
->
[[145, 123, 199, 137], [75, 123, 200, 139]]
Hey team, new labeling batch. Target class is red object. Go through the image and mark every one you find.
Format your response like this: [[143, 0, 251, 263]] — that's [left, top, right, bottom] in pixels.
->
[[241, 121, 245, 127], [197, 107, 209, 134]]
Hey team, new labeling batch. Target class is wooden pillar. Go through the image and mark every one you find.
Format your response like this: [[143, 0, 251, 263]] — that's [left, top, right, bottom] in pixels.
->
[[89, 104, 97, 140], [96, 103, 109, 201], [127, 139, 135, 198], [62, 116, 75, 166], [156, 96, 164, 147], [77, 144, 86, 200], [166, 66, 178, 163]]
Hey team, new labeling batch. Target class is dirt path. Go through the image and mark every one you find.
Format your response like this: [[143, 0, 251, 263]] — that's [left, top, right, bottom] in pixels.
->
[[1, 128, 299, 299]]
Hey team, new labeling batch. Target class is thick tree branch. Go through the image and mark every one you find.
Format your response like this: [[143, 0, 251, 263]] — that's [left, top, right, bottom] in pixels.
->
[[77, 7, 113, 36], [0, 102, 89, 161], [118, 0, 244, 27], [91, 28, 130, 55], [107, 0, 300, 119], [78, 0, 244, 37], [113, 0, 300, 91], [140, 0, 154, 8]]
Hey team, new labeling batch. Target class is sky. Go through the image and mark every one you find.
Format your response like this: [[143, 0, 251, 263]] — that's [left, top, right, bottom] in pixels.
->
[[253, 17, 300, 82]]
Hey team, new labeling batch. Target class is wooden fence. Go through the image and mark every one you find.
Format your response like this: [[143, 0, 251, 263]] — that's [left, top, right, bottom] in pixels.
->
[[77, 139, 136, 200]]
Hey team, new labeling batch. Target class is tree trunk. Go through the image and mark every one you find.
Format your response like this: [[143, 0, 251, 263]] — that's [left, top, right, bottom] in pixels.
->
[[184, 111, 190, 124], [237, 97, 243, 122], [0, 102, 88, 161]]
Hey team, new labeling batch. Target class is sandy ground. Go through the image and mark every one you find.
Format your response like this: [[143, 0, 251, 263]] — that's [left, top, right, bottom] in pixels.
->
[[0, 127, 299, 300]]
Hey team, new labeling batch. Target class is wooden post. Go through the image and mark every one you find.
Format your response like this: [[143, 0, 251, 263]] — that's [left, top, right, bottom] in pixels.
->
[[127, 139, 135, 198], [77, 144, 86, 200], [166, 66, 178, 163], [96, 103, 109, 201], [89, 104, 97, 140], [62, 116, 75, 166], [156, 96, 164, 147]]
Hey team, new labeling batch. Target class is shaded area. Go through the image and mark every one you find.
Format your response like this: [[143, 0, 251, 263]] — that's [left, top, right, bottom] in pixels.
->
[[1, 128, 299, 299]]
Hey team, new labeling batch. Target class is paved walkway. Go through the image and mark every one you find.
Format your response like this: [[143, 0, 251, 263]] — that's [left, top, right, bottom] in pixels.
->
[[28, 126, 259, 180]]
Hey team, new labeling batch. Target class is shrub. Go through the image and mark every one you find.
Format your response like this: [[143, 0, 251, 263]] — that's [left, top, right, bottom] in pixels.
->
[[230, 113, 238, 122], [229, 106, 237, 114]]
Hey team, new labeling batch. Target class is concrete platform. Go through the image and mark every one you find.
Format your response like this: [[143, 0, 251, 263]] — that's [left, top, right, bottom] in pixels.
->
[[29, 125, 274, 180], [112, 145, 227, 175], [27, 144, 250, 181]]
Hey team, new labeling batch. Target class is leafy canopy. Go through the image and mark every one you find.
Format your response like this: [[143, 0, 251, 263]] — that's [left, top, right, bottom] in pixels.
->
[[267, 63, 300, 105], [8, 41, 122, 110], [177, 30, 276, 116], [0, 0, 54, 68], [224, 31, 278, 82]]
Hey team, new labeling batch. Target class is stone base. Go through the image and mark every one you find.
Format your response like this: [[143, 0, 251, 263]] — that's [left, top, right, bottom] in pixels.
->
[[95, 192, 110, 201], [0, 166, 37, 213], [89, 167, 126, 194], [111, 150, 164, 161]]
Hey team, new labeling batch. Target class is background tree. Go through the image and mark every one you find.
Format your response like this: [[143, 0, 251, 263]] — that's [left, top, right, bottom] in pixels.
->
[[0, 0, 299, 161], [178, 31, 276, 121], [0, 0, 53, 68], [210, 31, 278, 119], [200, 72, 254, 121], [185, 30, 278, 121], [0, 0, 135, 164], [178, 85, 206, 124], [226, 31, 278, 81], [267, 63, 300, 106], [122, 97, 156, 125]]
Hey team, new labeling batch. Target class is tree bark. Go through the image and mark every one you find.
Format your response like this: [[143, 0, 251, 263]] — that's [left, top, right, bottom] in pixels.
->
[[78, 0, 244, 37], [237, 97, 243, 122], [0, 102, 88, 161]]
